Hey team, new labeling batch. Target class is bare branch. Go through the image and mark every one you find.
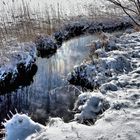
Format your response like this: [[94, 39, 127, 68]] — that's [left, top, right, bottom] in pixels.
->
[[107, 0, 140, 26], [108, 0, 138, 14]]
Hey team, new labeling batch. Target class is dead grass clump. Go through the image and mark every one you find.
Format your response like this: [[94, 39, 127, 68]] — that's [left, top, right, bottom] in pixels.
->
[[134, 25, 140, 32]]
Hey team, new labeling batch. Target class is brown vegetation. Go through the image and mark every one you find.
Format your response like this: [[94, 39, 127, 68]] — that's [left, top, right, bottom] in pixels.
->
[[0, 0, 136, 51]]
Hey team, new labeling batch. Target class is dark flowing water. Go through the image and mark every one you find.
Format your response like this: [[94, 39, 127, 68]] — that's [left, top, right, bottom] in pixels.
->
[[0, 35, 98, 126]]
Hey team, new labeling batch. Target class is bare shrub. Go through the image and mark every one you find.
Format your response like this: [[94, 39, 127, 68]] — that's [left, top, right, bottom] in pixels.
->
[[106, 0, 140, 26]]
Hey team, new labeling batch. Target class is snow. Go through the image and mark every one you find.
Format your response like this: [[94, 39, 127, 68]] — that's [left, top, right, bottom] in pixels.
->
[[74, 92, 110, 123], [99, 82, 118, 94], [25, 89, 140, 140], [0, 39, 37, 93], [2, 31, 140, 140], [36, 18, 132, 58], [68, 31, 140, 91], [3, 113, 45, 140]]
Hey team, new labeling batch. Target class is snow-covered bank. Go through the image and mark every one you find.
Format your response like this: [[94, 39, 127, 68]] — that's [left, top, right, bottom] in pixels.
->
[[68, 32, 140, 92], [26, 89, 140, 140], [3, 89, 140, 140], [0, 40, 37, 94], [3, 113, 45, 140], [35, 18, 132, 57], [3, 31, 140, 140]]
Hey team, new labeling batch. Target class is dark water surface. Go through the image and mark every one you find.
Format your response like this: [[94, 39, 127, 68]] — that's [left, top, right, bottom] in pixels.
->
[[0, 35, 97, 126]]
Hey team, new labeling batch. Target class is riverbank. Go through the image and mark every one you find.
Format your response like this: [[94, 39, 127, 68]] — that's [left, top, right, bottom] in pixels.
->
[[35, 18, 132, 57], [3, 29, 140, 140], [0, 40, 37, 94], [0, 18, 132, 94]]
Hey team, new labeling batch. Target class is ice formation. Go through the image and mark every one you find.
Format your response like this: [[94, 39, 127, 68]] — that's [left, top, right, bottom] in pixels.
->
[[3, 113, 45, 140]]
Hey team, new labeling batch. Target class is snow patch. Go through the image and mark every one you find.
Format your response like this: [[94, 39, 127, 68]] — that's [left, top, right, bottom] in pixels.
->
[[3, 113, 45, 140], [74, 92, 110, 123]]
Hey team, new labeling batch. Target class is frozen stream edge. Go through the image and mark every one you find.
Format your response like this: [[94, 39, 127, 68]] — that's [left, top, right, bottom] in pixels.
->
[[3, 31, 140, 140]]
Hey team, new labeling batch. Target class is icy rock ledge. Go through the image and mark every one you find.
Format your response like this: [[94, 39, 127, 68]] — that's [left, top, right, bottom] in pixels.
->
[[68, 54, 132, 90], [0, 42, 37, 94]]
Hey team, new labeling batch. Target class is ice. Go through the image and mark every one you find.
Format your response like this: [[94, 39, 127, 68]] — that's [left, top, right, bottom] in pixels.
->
[[3, 113, 45, 140]]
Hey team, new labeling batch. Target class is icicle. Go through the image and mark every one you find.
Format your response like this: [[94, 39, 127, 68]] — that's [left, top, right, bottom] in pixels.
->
[[9, 111, 14, 116], [7, 114, 11, 119], [1, 121, 5, 126], [35, 129, 39, 134], [4, 119, 8, 122], [15, 108, 18, 114]]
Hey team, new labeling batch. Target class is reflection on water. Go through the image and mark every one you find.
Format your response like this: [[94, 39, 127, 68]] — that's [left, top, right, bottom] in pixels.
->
[[0, 35, 97, 125]]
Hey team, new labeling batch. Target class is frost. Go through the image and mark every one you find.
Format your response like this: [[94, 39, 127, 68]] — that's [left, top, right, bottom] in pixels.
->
[[2, 28, 140, 140], [68, 32, 140, 90], [99, 82, 118, 94], [0, 41, 37, 93], [74, 92, 110, 123], [3, 113, 45, 140]]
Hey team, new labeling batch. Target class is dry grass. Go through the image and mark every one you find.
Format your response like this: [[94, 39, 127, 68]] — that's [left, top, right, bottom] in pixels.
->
[[0, 0, 126, 49], [134, 25, 140, 32], [0, 0, 65, 45]]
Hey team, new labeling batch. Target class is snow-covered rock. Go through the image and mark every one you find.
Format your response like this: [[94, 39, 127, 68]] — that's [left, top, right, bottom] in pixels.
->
[[68, 32, 140, 90], [3, 113, 45, 140], [0, 41, 37, 94], [67, 64, 98, 89], [99, 82, 118, 94], [68, 54, 132, 90], [74, 92, 110, 123], [35, 35, 59, 58]]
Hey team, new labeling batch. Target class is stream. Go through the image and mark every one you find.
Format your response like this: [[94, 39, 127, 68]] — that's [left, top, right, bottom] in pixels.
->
[[0, 34, 98, 126], [0, 28, 125, 130]]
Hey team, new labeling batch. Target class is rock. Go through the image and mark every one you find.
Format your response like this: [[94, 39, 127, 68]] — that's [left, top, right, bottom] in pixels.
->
[[0, 42, 37, 94], [74, 92, 110, 123], [68, 54, 132, 90], [67, 64, 98, 90], [3, 113, 45, 140], [99, 82, 118, 94], [35, 36, 58, 58]]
